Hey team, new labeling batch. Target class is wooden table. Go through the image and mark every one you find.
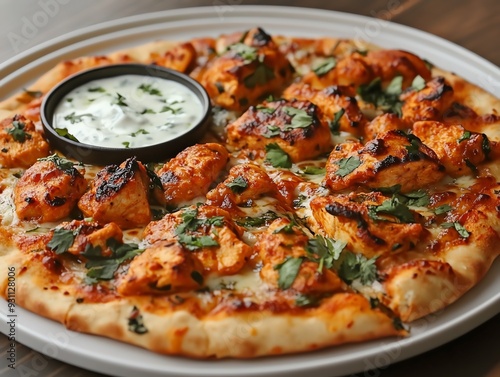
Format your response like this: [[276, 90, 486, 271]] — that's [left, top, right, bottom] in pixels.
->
[[0, 1, 499, 376]]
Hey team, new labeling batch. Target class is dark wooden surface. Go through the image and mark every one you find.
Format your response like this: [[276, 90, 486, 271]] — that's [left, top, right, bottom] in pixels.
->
[[0, 1, 499, 377]]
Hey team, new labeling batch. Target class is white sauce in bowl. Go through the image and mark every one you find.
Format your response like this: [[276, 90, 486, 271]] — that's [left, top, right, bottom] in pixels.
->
[[53, 74, 204, 149]]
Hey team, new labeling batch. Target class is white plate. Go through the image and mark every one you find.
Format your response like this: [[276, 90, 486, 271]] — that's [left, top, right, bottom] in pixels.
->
[[0, 6, 499, 377]]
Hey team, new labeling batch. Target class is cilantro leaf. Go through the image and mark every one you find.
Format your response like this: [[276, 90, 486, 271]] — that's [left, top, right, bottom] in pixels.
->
[[411, 75, 426, 91], [272, 222, 295, 234], [7, 120, 31, 143], [177, 234, 219, 251], [263, 125, 281, 138], [295, 294, 320, 307], [226, 176, 248, 194], [113, 93, 128, 107], [138, 83, 162, 96], [55, 127, 79, 142], [63, 112, 95, 124], [302, 166, 326, 175], [88, 87, 106, 93], [313, 57, 337, 76], [306, 235, 346, 272], [228, 43, 257, 63], [334, 156, 361, 177], [244, 63, 275, 88], [236, 211, 279, 228], [265, 143, 292, 168], [329, 108, 345, 134], [283, 107, 313, 130], [85, 246, 141, 281], [128, 306, 148, 334], [458, 130, 471, 143], [434, 204, 452, 215], [338, 251, 378, 285], [274, 257, 303, 290], [368, 196, 415, 223], [357, 77, 403, 116], [442, 222, 470, 238], [38, 154, 76, 175], [403, 190, 430, 207], [47, 228, 77, 254]]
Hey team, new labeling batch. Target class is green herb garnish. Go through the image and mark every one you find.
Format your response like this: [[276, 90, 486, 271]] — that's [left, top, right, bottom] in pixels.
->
[[63, 112, 95, 124], [226, 176, 248, 194], [313, 57, 337, 76], [334, 156, 361, 177], [7, 120, 31, 143], [274, 257, 303, 290], [138, 83, 162, 96], [55, 127, 79, 142], [265, 143, 292, 168]]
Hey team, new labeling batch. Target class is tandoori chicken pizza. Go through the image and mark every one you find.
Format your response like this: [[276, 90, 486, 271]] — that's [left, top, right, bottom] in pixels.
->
[[0, 27, 499, 358]]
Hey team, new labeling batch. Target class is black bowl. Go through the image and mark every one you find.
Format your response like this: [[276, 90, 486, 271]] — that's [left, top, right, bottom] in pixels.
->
[[41, 64, 211, 165]]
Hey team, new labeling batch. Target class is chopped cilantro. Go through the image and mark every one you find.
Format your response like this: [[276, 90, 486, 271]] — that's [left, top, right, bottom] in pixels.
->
[[23, 88, 42, 98], [236, 211, 279, 228], [88, 87, 106, 93], [458, 131, 471, 144], [411, 75, 426, 91], [122, 141, 130, 148], [160, 106, 182, 114], [138, 83, 162, 96], [274, 257, 303, 290], [265, 143, 292, 168], [368, 196, 415, 223], [357, 77, 403, 116], [114, 93, 128, 107], [434, 204, 452, 215], [47, 228, 77, 254], [177, 234, 219, 250], [140, 108, 156, 115], [85, 240, 142, 282], [263, 125, 281, 138], [256, 105, 275, 115], [228, 43, 257, 63], [306, 235, 346, 272], [338, 251, 378, 285], [7, 120, 31, 143], [243, 62, 275, 88], [127, 306, 148, 334], [55, 127, 79, 142], [131, 129, 149, 137], [329, 108, 345, 134], [334, 156, 361, 177], [63, 112, 95, 124], [313, 57, 337, 76], [441, 222, 470, 238], [302, 166, 326, 175], [283, 106, 313, 130], [295, 294, 320, 307], [272, 222, 295, 234], [226, 176, 248, 194], [38, 154, 76, 174]]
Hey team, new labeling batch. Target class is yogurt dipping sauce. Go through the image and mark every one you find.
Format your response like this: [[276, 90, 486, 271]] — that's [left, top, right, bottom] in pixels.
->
[[53, 74, 204, 149]]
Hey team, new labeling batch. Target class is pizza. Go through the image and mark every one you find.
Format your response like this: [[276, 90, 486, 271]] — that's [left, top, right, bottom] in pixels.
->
[[0, 26, 499, 359]]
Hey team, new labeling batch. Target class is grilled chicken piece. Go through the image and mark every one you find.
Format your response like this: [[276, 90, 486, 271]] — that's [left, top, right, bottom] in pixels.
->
[[311, 193, 426, 258], [255, 218, 343, 293], [401, 77, 454, 124], [78, 157, 151, 229], [14, 155, 87, 222], [0, 115, 49, 168], [199, 27, 294, 111], [143, 205, 251, 275], [323, 130, 445, 193], [206, 163, 282, 211], [282, 83, 368, 136], [47, 220, 123, 257], [412, 121, 491, 177], [156, 143, 229, 208], [364, 113, 408, 140], [226, 99, 332, 162], [118, 240, 204, 295], [151, 42, 197, 73], [303, 50, 431, 89]]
